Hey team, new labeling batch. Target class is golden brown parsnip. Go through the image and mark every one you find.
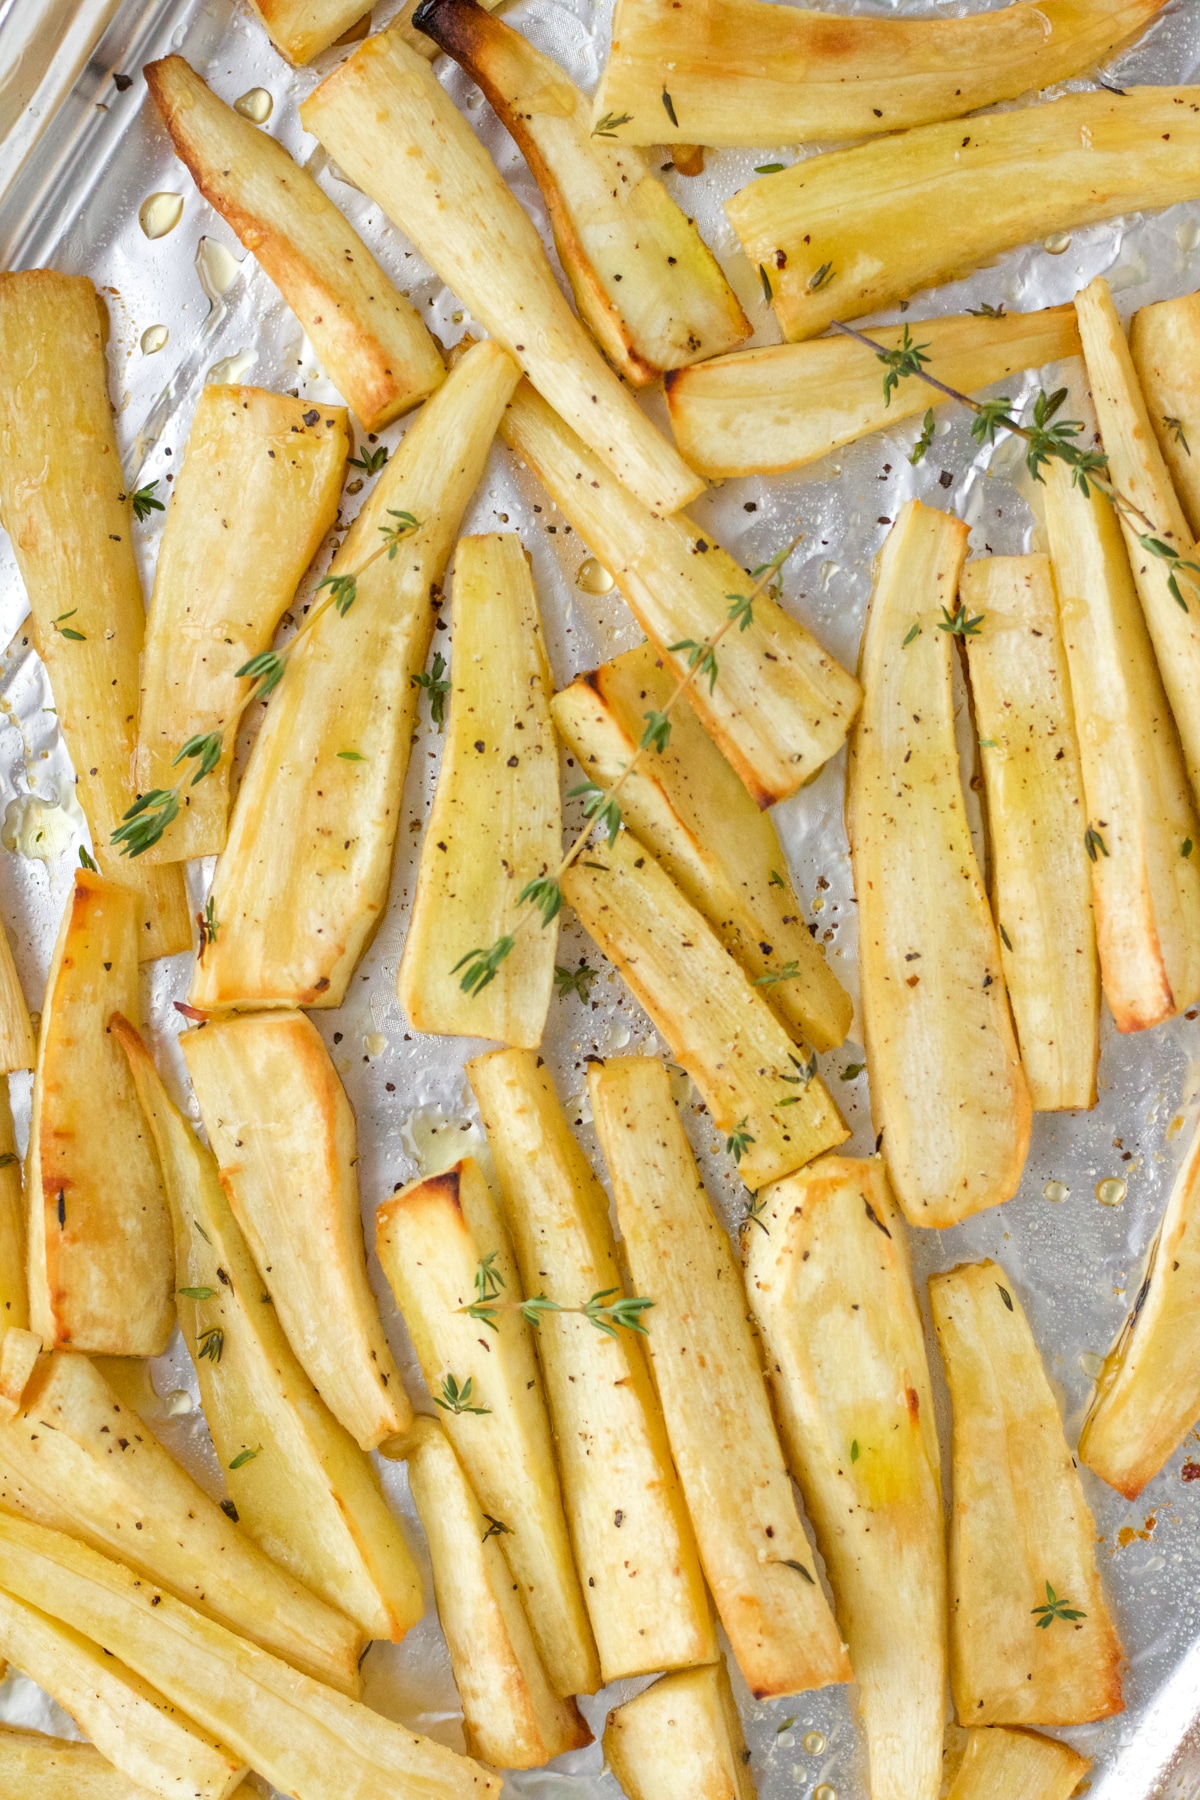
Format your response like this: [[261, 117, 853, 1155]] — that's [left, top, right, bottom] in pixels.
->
[[0, 272, 189, 958], [603, 1663, 755, 1800], [27, 874, 173, 1356], [590, 1057, 850, 1700], [848, 501, 1031, 1227], [1131, 289, 1200, 538], [134, 385, 347, 865], [930, 1261, 1123, 1726], [946, 1727, 1091, 1800], [299, 27, 704, 515], [0, 1330, 39, 1425], [0, 1726, 175, 1799], [243, 0, 373, 64], [0, 1087, 27, 1329]]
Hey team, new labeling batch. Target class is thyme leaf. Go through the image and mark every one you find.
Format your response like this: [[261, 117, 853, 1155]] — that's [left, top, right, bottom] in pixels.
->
[[554, 962, 597, 1001], [434, 1373, 490, 1415], [131, 480, 164, 522], [411, 650, 450, 728]]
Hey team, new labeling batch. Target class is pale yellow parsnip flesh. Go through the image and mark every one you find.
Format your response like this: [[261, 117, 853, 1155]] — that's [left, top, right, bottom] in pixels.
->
[[0, 1726, 184, 1799], [603, 1664, 756, 1800], [947, 1727, 1091, 1800], [0, 1087, 27, 1328], [1131, 289, 1200, 539], [244, 0, 372, 63]]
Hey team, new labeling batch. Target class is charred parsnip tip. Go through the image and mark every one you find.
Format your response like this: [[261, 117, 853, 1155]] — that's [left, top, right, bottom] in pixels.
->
[[0, 1726, 187, 1799], [243, 0, 382, 65], [603, 1663, 755, 1800], [726, 88, 1200, 342], [1132, 288, 1200, 540], [946, 1726, 1091, 1800], [930, 1261, 1123, 1726]]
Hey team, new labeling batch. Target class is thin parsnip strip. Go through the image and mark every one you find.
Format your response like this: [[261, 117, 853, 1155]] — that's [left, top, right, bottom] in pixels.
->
[[603, 1663, 755, 1800], [467, 1048, 716, 1683], [0, 1087, 27, 1329], [0, 272, 189, 957], [146, 57, 444, 430], [299, 27, 704, 515], [947, 1728, 1091, 1800], [133, 385, 347, 865], [0, 893, 32, 1075], [930, 1261, 1123, 1726], [502, 382, 861, 808], [848, 501, 1030, 1227], [1131, 289, 1200, 539], [0, 1726, 169, 1798], [726, 89, 1200, 342], [590, 1057, 849, 1700], [398, 533, 559, 1047]]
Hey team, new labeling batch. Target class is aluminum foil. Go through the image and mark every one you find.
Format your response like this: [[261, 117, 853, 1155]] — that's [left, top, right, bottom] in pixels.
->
[[4, 1, 1200, 1795]]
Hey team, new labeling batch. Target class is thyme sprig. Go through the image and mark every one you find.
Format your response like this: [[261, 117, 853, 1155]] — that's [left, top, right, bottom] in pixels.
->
[[461, 1257, 653, 1338], [1032, 1581, 1086, 1628], [554, 961, 597, 1000], [434, 1373, 490, 1415]]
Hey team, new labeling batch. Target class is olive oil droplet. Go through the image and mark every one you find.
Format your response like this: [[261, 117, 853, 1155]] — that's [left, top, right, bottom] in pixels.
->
[[577, 556, 615, 595], [1043, 1179, 1069, 1203], [1043, 232, 1072, 255], [139, 192, 184, 239], [814, 1786, 837, 1800], [141, 324, 169, 354], [234, 87, 273, 123], [1078, 1351, 1104, 1378], [1096, 1176, 1127, 1207], [165, 1389, 193, 1415], [802, 1732, 826, 1756]]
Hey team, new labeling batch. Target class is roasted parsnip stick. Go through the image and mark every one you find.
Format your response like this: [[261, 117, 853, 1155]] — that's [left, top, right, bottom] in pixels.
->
[[133, 385, 347, 865], [0, 1087, 27, 1329], [0, 1725, 173, 1798], [376, 1159, 599, 1697], [399, 534, 559, 1047], [848, 502, 1030, 1227], [744, 1156, 944, 1800], [947, 1726, 1091, 1800], [1041, 454, 1200, 1029], [27, 874, 173, 1355], [593, 0, 1166, 147], [405, 1419, 592, 1766], [415, 0, 748, 386], [115, 1016, 423, 1644], [551, 641, 851, 1050], [0, 272, 189, 957], [502, 382, 861, 808], [0, 1330, 39, 1425], [0, 905, 32, 1076], [590, 1057, 849, 1700], [930, 1262, 1123, 1726], [726, 90, 1200, 342], [467, 1048, 716, 1682], [243, 0, 371, 62], [299, 28, 704, 515], [960, 556, 1098, 1111], [191, 338, 518, 1013], [563, 830, 847, 1190], [182, 1011, 411, 1451], [1131, 289, 1200, 539], [665, 307, 1081, 480], [603, 1663, 755, 1800]]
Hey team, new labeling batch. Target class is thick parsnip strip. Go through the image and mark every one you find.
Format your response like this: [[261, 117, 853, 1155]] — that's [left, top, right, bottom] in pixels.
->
[[1131, 289, 1200, 539], [191, 340, 518, 1013], [376, 1160, 599, 1697], [299, 28, 703, 515], [563, 831, 846, 1189], [0, 272, 189, 958], [726, 90, 1200, 343], [244, 0, 370, 62], [0, 1511, 501, 1800], [947, 1727, 1091, 1800], [603, 1664, 755, 1800], [467, 1048, 715, 1682], [593, 0, 1165, 147], [551, 641, 851, 1050], [399, 533, 559, 1046], [0, 1726, 171, 1798], [405, 1419, 591, 1767], [1041, 455, 1200, 1029], [0, 1330, 39, 1425], [146, 58, 444, 430], [960, 556, 1098, 1111], [182, 1012, 410, 1451], [665, 308, 1081, 480], [848, 501, 1030, 1227], [27, 873, 173, 1355], [414, 0, 748, 386], [744, 1157, 944, 1800], [134, 385, 347, 865], [503, 383, 861, 807], [930, 1261, 1123, 1726], [115, 1016, 423, 1644], [590, 1058, 849, 1699], [0, 1087, 27, 1329]]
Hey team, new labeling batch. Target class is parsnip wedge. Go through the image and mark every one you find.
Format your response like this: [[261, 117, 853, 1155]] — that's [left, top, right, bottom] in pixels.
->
[[134, 384, 347, 865], [115, 1015, 423, 1644], [0, 1087, 28, 1329], [398, 533, 559, 1047], [0, 1511, 501, 1800], [181, 1012, 411, 1451], [27, 873, 173, 1356], [563, 830, 847, 1190], [744, 1156, 944, 1800], [960, 556, 1098, 1111], [0, 272, 189, 958], [299, 28, 703, 515], [1041, 455, 1200, 1030], [376, 1160, 599, 1698], [725, 89, 1200, 342], [1131, 290, 1200, 539], [665, 307, 1081, 480], [551, 641, 851, 1050], [467, 1048, 715, 1682], [0, 1330, 39, 1424], [405, 1418, 591, 1767], [593, 0, 1166, 148], [0, 1348, 361, 1692], [244, 0, 370, 63], [0, 1588, 244, 1800], [590, 1057, 849, 1700], [146, 57, 444, 430], [0, 909, 31, 1076], [191, 338, 518, 1013], [603, 1663, 755, 1800], [848, 501, 1030, 1227], [947, 1726, 1091, 1800], [929, 1261, 1123, 1726], [502, 382, 861, 808], [413, 0, 748, 387], [0, 1725, 170, 1798]]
